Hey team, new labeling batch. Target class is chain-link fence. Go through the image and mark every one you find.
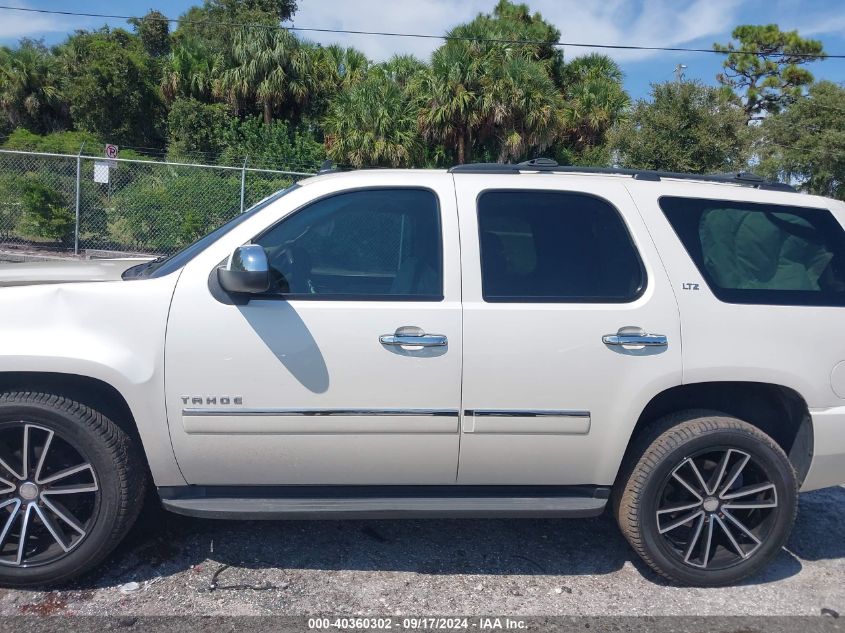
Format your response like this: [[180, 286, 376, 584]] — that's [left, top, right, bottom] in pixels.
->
[[0, 149, 314, 258]]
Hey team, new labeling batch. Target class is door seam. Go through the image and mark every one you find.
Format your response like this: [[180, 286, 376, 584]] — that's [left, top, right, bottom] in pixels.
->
[[452, 173, 466, 483]]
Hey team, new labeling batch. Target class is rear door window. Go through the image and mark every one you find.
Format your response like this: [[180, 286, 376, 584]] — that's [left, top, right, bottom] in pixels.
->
[[660, 196, 845, 306], [477, 190, 645, 302]]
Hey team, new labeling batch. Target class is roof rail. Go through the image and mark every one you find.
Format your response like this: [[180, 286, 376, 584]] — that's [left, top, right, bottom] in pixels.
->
[[318, 159, 337, 174], [448, 159, 796, 192]]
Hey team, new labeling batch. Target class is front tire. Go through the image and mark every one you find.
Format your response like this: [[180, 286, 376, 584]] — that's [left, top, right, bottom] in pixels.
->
[[0, 392, 146, 587], [615, 411, 797, 586]]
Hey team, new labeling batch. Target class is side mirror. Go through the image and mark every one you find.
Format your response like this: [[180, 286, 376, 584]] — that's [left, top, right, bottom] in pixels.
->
[[217, 244, 270, 294]]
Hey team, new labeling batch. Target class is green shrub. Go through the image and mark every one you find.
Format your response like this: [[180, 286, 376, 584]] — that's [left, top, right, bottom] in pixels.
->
[[111, 169, 242, 253], [3, 129, 146, 161], [19, 179, 74, 244], [4, 129, 101, 154], [243, 175, 294, 208], [219, 117, 324, 171], [0, 114, 14, 146], [167, 98, 230, 161], [0, 173, 26, 240]]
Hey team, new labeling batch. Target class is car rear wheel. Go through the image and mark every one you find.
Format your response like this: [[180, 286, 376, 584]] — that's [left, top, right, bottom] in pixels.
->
[[0, 392, 145, 586], [614, 411, 797, 586]]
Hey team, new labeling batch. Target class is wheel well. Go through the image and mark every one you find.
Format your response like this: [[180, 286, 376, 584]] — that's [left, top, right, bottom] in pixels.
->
[[0, 371, 147, 466], [625, 382, 813, 485]]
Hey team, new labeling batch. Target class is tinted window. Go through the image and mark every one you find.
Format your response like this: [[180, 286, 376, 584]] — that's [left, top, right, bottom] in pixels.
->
[[478, 190, 645, 302], [660, 197, 845, 306], [256, 188, 442, 300]]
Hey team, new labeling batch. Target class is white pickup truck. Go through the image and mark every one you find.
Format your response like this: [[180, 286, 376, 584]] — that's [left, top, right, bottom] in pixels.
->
[[0, 160, 843, 588]]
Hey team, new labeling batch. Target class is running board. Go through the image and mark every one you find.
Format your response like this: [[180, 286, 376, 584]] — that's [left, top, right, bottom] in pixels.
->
[[158, 485, 609, 520]]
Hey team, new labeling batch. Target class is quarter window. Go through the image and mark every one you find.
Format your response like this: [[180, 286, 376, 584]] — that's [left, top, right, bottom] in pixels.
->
[[477, 190, 645, 302], [660, 197, 845, 306], [256, 188, 442, 300]]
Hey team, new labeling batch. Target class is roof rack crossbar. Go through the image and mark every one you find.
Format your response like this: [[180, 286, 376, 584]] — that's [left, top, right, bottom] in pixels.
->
[[447, 161, 795, 192]]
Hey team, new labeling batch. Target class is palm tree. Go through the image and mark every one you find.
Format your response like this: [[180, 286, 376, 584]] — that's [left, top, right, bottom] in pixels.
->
[[0, 41, 66, 133], [413, 0, 571, 166], [301, 44, 369, 119], [160, 38, 220, 104], [315, 45, 369, 91], [560, 54, 630, 152], [217, 28, 310, 125], [161, 39, 218, 104], [477, 51, 563, 162], [414, 36, 485, 164], [323, 66, 421, 168], [380, 55, 426, 89], [415, 22, 564, 165]]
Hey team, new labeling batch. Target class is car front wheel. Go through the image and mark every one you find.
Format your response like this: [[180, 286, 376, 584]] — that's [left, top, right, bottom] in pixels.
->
[[0, 391, 145, 587]]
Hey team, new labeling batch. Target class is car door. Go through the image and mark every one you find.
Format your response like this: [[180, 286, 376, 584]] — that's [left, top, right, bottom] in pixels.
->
[[453, 174, 682, 487], [164, 173, 462, 485]]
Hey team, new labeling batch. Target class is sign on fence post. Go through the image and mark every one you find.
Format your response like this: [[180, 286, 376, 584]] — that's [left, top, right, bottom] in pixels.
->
[[104, 144, 119, 167], [93, 162, 110, 183]]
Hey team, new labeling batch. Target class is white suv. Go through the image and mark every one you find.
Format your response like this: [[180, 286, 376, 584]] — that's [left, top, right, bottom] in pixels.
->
[[0, 160, 844, 587]]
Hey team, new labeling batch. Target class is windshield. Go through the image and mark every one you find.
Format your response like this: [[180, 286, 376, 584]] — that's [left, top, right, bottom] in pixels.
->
[[123, 185, 300, 280]]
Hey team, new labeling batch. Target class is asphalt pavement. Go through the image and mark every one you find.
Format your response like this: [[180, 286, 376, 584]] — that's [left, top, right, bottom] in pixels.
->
[[0, 486, 843, 618]]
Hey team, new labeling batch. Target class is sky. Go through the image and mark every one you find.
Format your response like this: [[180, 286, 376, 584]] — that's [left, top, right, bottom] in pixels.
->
[[1, 0, 844, 100]]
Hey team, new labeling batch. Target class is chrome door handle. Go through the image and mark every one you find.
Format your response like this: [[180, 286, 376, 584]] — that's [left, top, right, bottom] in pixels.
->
[[380, 326, 447, 348], [603, 326, 667, 347]]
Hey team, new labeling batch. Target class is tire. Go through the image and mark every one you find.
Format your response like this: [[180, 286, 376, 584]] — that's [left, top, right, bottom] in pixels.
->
[[0, 391, 146, 587], [614, 410, 797, 586]]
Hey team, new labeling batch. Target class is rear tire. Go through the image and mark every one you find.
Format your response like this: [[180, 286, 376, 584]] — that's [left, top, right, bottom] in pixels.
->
[[614, 410, 797, 586], [0, 391, 146, 587]]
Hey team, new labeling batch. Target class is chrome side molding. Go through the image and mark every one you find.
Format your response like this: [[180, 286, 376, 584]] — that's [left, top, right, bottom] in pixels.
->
[[183, 408, 459, 417], [461, 409, 591, 435], [467, 409, 590, 418]]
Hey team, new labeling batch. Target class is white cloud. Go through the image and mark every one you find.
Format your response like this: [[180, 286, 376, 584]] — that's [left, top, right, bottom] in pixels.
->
[[290, 0, 488, 61], [791, 13, 845, 38], [0, 2, 96, 42], [533, 0, 741, 63], [291, 0, 744, 63]]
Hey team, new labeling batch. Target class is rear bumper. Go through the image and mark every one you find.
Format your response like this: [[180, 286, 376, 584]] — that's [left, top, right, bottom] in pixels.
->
[[802, 406, 845, 491]]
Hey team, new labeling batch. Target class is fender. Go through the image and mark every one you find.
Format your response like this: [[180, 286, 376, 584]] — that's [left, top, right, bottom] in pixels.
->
[[0, 274, 186, 486]]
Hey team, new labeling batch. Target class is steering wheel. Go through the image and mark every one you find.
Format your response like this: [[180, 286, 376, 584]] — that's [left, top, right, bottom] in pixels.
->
[[266, 245, 314, 294]]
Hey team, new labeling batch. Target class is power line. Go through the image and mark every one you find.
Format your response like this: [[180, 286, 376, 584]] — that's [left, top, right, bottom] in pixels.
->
[[0, 5, 840, 59], [762, 141, 845, 157]]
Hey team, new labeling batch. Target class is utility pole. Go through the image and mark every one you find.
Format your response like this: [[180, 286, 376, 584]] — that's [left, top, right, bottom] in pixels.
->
[[674, 63, 688, 83]]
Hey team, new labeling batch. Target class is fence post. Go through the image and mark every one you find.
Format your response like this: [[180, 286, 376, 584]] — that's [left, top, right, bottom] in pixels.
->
[[239, 157, 247, 214], [74, 142, 85, 256]]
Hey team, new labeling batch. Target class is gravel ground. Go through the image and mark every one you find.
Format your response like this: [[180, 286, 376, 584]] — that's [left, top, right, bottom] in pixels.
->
[[0, 486, 843, 617]]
